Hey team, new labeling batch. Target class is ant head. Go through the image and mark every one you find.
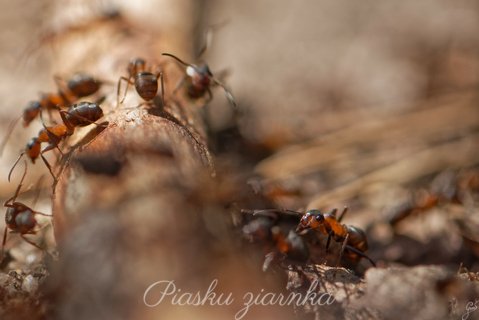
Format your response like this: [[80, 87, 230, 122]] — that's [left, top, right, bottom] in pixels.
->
[[67, 73, 101, 97], [296, 210, 324, 232], [187, 64, 212, 88], [26, 137, 40, 163], [23, 101, 41, 126], [128, 58, 146, 75]]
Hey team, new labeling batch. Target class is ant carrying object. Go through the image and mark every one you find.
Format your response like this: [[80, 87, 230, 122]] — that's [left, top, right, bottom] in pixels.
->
[[2, 161, 51, 260], [8, 101, 105, 182], [161, 53, 237, 109], [0, 73, 104, 156], [117, 57, 165, 106], [296, 207, 376, 267]]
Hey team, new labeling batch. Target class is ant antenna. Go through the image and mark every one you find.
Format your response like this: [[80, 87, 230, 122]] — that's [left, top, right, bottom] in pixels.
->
[[6, 160, 28, 205], [162, 53, 191, 68], [337, 206, 348, 223], [8, 152, 26, 182], [159, 71, 165, 107]]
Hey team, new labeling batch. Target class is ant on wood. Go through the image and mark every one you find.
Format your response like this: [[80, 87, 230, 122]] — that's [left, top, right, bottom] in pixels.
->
[[296, 207, 376, 267], [2, 161, 51, 261], [161, 53, 237, 109], [0, 73, 104, 155], [117, 57, 165, 107], [8, 101, 105, 182]]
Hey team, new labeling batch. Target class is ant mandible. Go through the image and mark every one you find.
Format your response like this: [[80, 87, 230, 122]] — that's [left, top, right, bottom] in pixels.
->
[[161, 53, 237, 109], [296, 207, 376, 267], [8, 101, 105, 182], [2, 161, 51, 260], [117, 57, 165, 107], [0, 73, 103, 155]]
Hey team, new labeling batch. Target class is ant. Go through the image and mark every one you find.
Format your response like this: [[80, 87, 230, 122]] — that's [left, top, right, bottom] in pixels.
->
[[295, 207, 376, 267], [117, 57, 165, 107], [241, 209, 309, 271], [2, 161, 51, 261], [161, 53, 237, 109], [387, 169, 479, 226], [8, 101, 105, 182], [0, 73, 103, 155]]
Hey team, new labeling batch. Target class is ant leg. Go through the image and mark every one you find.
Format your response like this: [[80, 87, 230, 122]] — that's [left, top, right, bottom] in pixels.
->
[[345, 245, 376, 267], [117, 76, 133, 107], [33, 210, 52, 217], [158, 71, 165, 107], [337, 207, 348, 223], [247, 208, 303, 217], [212, 78, 237, 109], [8, 152, 26, 182], [55, 146, 64, 156], [40, 152, 56, 181], [336, 233, 350, 267], [328, 208, 338, 218], [20, 235, 43, 251], [263, 251, 277, 272], [325, 232, 333, 252], [250, 210, 278, 220], [1, 226, 7, 261], [6, 160, 27, 208]]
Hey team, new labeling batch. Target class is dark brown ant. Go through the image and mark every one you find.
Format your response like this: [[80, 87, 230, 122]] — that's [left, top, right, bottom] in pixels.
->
[[241, 209, 309, 271], [117, 57, 165, 106], [2, 161, 51, 260], [0, 73, 103, 155], [161, 53, 237, 109], [295, 207, 376, 267], [8, 101, 105, 182]]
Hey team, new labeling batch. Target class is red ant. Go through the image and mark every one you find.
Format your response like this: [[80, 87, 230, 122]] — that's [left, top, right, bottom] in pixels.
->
[[0, 73, 103, 155], [117, 57, 165, 106], [296, 207, 376, 267], [161, 53, 237, 109], [2, 161, 51, 260], [8, 101, 105, 182]]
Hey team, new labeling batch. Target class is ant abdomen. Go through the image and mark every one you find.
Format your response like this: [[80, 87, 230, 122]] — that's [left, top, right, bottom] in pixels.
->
[[6, 206, 36, 234], [134, 72, 158, 101], [67, 73, 102, 98], [345, 225, 368, 252], [65, 101, 104, 127]]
